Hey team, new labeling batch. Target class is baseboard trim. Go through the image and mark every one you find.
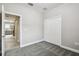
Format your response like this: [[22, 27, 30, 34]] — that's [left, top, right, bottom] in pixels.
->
[[45, 40, 79, 53], [21, 40, 79, 53], [45, 40, 60, 46], [60, 45, 79, 53], [21, 40, 44, 48]]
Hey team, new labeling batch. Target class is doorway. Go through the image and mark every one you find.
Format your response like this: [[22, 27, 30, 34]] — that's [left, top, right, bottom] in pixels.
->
[[4, 13, 20, 51]]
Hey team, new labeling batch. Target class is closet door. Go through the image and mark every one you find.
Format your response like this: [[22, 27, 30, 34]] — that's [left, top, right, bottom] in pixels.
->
[[44, 17, 61, 46]]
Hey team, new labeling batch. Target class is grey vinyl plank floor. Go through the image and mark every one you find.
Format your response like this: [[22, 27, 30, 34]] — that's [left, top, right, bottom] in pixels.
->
[[5, 41, 79, 56]]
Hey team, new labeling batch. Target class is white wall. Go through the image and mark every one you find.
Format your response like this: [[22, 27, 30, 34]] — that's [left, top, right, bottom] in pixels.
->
[[45, 3, 79, 51], [0, 4, 2, 13], [4, 4, 43, 47]]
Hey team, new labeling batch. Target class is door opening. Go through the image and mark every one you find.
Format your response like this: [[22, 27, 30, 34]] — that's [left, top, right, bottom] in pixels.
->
[[4, 13, 20, 51]]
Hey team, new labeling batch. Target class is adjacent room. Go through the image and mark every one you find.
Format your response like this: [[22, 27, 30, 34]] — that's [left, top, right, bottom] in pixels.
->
[[2, 3, 79, 56]]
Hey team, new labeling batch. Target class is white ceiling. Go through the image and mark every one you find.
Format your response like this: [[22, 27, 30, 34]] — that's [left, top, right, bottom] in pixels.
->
[[26, 3, 64, 13]]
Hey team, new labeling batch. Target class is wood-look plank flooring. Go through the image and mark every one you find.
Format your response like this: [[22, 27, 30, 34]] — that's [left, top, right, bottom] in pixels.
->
[[5, 41, 79, 56]]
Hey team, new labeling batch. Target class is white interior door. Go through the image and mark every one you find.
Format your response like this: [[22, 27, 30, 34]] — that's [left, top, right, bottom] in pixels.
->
[[44, 17, 61, 46]]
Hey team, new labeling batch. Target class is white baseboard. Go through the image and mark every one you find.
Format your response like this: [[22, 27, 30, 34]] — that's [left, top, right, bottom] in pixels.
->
[[21, 40, 44, 48], [60, 45, 79, 53], [45, 40, 60, 46], [45, 40, 79, 53], [21, 40, 79, 54]]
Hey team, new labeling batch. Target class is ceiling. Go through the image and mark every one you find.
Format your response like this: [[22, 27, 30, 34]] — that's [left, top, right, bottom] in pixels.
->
[[26, 3, 64, 13]]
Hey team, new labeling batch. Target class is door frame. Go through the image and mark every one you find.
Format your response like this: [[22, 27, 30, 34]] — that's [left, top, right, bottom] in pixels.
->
[[2, 6, 22, 55]]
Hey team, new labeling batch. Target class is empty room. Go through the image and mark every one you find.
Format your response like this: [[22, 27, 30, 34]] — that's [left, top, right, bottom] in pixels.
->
[[2, 3, 79, 56]]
